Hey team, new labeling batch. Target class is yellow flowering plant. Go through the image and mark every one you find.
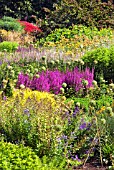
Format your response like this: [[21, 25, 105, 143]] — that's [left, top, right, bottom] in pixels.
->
[[12, 88, 56, 106], [0, 88, 73, 157]]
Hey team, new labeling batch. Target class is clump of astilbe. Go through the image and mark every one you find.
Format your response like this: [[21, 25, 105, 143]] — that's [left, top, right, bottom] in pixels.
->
[[65, 67, 94, 91], [44, 70, 65, 94], [16, 67, 94, 95], [31, 72, 50, 92], [31, 70, 65, 94], [0, 89, 72, 158], [16, 72, 30, 88]]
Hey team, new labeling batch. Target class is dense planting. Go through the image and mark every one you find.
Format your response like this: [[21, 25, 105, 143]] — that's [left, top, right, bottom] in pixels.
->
[[1, 0, 114, 37], [16, 68, 94, 94], [0, 7, 114, 169]]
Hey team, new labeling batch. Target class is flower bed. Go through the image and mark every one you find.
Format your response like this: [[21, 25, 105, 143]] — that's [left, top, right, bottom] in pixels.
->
[[0, 18, 114, 169]]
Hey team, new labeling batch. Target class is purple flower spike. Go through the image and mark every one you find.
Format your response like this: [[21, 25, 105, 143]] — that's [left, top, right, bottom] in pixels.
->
[[16, 67, 94, 94]]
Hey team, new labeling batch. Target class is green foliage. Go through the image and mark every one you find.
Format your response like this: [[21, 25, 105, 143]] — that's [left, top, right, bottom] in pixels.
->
[[0, 141, 65, 170], [1, 16, 16, 22], [0, 41, 18, 52], [67, 95, 113, 112], [0, 16, 24, 32], [82, 46, 114, 82], [0, 0, 57, 20], [39, 0, 114, 37], [0, 141, 42, 170], [0, 1, 33, 19], [37, 25, 113, 46]]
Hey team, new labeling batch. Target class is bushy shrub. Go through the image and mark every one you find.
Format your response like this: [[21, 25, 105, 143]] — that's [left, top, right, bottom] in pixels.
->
[[0, 141, 65, 170], [0, 141, 42, 170], [18, 20, 42, 33], [82, 46, 114, 82], [0, 41, 18, 52], [38, 25, 113, 45], [0, 16, 24, 32]]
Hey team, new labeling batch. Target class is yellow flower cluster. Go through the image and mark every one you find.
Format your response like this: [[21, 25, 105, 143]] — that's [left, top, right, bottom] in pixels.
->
[[12, 88, 56, 106], [96, 106, 105, 115]]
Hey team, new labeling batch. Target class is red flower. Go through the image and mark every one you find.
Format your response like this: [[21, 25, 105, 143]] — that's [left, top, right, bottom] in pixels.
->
[[18, 20, 42, 33]]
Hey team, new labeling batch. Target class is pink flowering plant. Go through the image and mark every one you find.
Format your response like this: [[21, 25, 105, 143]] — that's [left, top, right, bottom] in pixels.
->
[[16, 67, 94, 95]]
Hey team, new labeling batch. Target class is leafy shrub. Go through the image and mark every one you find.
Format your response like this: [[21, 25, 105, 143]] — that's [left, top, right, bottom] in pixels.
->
[[0, 141, 42, 170], [0, 141, 65, 170], [82, 46, 114, 82], [0, 41, 18, 52], [38, 25, 113, 45], [0, 16, 24, 32], [18, 20, 42, 33]]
